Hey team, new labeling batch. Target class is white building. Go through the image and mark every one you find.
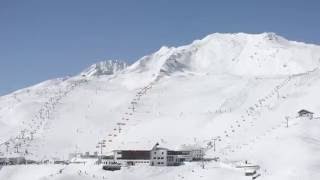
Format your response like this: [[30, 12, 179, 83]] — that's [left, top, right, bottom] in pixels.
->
[[150, 143, 192, 166], [179, 145, 205, 161], [189, 148, 205, 161]]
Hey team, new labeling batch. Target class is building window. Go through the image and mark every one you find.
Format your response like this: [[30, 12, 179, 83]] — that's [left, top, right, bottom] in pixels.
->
[[161, 157, 164, 159], [161, 152, 164, 155]]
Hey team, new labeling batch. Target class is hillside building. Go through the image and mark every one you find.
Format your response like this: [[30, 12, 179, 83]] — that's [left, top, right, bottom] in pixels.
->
[[103, 143, 205, 167], [298, 109, 314, 119]]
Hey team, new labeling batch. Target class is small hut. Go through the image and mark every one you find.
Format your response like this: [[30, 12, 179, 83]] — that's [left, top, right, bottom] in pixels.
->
[[298, 109, 314, 119]]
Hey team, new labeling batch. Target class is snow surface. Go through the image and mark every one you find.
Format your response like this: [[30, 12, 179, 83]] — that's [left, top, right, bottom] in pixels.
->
[[1, 32, 320, 180]]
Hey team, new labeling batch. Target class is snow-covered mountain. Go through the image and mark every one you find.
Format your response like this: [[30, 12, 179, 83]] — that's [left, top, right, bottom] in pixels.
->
[[128, 32, 320, 76], [1, 32, 320, 180]]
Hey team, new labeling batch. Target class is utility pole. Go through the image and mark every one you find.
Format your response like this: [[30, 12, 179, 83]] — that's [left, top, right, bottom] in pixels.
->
[[96, 140, 106, 165], [200, 147, 206, 169], [285, 116, 289, 128]]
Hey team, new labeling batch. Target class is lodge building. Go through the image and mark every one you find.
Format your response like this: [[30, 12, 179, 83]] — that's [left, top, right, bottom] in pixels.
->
[[102, 143, 204, 167]]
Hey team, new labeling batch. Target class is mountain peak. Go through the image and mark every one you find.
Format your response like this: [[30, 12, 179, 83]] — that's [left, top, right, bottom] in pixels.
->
[[81, 60, 128, 77]]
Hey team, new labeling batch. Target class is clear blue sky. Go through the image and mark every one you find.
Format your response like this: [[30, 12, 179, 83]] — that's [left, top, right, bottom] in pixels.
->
[[0, 0, 319, 95]]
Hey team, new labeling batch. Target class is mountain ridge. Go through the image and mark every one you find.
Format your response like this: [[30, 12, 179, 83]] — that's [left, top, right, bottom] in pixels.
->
[[1, 32, 320, 180], [117, 33, 319, 85]]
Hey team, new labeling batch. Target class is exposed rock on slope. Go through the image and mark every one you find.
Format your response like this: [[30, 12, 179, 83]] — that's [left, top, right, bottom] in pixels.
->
[[81, 60, 128, 77]]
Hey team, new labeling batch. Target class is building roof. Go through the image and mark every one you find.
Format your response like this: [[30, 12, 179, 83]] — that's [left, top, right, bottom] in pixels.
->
[[298, 109, 314, 115], [115, 150, 150, 160], [154, 147, 170, 151]]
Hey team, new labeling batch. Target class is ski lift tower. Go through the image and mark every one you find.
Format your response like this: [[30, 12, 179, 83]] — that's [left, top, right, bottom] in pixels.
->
[[96, 140, 107, 156], [116, 122, 126, 133], [129, 101, 137, 112]]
